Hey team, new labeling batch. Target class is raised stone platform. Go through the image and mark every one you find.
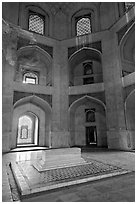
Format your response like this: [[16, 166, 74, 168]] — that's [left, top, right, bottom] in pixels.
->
[[10, 159, 129, 196], [33, 148, 87, 171]]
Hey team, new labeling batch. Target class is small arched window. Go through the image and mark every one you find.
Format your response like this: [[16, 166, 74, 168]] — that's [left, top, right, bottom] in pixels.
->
[[85, 109, 95, 122], [23, 72, 38, 84], [28, 10, 45, 35], [76, 16, 91, 36], [83, 62, 93, 75], [83, 61, 94, 85]]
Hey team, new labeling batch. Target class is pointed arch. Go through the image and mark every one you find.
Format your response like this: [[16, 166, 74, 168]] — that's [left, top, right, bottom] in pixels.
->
[[69, 95, 107, 147], [120, 23, 135, 63], [19, 3, 50, 36], [14, 95, 52, 113], [70, 6, 99, 37], [69, 47, 102, 86], [17, 112, 39, 146], [17, 45, 52, 63], [16, 45, 52, 86], [69, 47, 102, 64], [11, 95, 52, 149], [125, 89, 135, 104], [119, 22, 135, 48], [69, 95, 106, 111]]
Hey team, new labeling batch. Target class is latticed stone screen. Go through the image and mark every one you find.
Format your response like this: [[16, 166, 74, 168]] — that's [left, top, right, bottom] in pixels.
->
[[76, 17, 91, 36], [29, 14, 44, 34], [23, 72, 38, 84]]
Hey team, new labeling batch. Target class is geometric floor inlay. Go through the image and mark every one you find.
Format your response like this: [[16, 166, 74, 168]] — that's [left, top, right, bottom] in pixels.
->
[[19, 160, 122, 183], [11, 158, 130, 197]]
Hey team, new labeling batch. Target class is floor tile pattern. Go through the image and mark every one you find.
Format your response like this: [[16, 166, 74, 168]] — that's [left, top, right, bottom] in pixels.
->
[[16, 159, 126, 189]]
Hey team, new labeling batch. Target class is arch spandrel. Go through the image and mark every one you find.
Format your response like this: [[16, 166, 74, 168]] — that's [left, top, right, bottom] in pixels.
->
[[69, 95, 106, 112], [14, 95, 52, 114]]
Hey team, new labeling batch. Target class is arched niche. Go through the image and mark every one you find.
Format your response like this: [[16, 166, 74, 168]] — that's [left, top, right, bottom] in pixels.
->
[[120, 24, 135, 76], [16, 45, 52, 86], [68, 47, 103, 86], [11, 95, 52, 149], [69, 95, 107, 147], [125, 90, 135, 149]]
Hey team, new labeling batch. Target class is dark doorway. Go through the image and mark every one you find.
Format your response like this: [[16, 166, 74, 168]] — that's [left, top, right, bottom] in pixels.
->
[[86, 126, 97, 146]]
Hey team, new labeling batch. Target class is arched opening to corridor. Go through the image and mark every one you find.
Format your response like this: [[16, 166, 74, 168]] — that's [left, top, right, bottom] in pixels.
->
[[17, 112, 39, 147], [11, 95, 52, 150]]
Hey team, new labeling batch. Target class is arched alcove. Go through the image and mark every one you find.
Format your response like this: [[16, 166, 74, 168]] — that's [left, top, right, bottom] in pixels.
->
[[69, 47, 103, 86], [16, 45, 52, 86], [11, 95, 52, 149], [120, 24, 135, 76], [69, 95, 107, 147], [125, 90, 135, 149]]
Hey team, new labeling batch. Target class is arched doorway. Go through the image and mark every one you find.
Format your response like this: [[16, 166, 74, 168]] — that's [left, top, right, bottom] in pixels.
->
[[11, 95, 52, 150], [85, 110, 97, 146], [17, 112, 38, 147]]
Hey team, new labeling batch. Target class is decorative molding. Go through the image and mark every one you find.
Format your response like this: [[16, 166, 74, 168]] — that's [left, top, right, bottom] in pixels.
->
[[47, 2, 73, 15]]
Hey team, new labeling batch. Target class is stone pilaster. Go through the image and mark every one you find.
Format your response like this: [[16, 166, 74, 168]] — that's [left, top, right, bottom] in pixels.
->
[[51, 41, 69, 148], [2, 23, 17, 152], [102, 31, 131, 150]]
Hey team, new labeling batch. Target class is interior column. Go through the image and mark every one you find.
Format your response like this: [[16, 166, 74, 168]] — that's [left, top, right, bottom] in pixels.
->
[[102, 31, 131, 150], [2, 28, 17, 151]]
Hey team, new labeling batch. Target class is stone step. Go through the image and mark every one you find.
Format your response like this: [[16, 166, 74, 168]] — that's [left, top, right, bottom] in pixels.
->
[[33, 159, 87, 171]]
